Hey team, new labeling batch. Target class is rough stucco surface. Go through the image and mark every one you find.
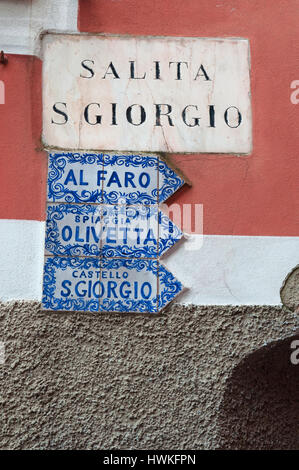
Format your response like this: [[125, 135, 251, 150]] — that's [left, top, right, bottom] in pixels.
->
[[281, 265, 299, 312], [0, 301, 298, 450]]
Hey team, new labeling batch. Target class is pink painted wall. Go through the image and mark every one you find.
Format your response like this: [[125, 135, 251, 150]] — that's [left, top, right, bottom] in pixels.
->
[[0, 56, 47, 221], [1, 0, 298, 237], [79, 0, 299, 237]]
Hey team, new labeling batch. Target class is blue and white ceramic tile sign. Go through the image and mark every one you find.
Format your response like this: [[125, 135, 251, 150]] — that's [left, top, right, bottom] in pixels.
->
[[42, 257, 183, 313], [45, 204, 183, 258], [42, 152, 185, 313], [47, 152, 184, 204]]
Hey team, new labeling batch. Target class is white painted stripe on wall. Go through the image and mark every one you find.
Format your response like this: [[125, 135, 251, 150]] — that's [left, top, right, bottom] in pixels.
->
[[0, 220, 45, 301], [0, 219, 298, 305], [0, 0, 78, 56], [163, 234, 299, 305]]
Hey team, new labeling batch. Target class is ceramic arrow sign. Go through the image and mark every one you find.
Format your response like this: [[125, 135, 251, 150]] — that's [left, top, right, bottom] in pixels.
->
[[42, 152, 185, 313], [42, 34, 252, 154], [45, 204, 183, 258]]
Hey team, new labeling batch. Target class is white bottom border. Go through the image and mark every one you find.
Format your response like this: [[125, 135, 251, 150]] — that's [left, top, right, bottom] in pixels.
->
[[163, 233, 299, 305], [0, 219, 298, 305], [0, 220, 45, 301]]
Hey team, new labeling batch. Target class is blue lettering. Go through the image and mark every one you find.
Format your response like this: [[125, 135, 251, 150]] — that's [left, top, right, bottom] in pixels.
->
[[93, 281, 100, 298], [120, 281, 131, 298], [107, 281, 117, 298], [91, 226, 100, 243], [139, 172, 150, 188], [107, 171, 121, 187], [62, 225, 72, 241], [64, 169, 77, 185], [141, 282, 152, 299], [79, 169, 88, 186], [75, 280, 87, 297], [61, 280, 71, 297], [75, 226, 84, 242], [144, 228, 157, 245], [125, 172, 136, 188], [106, 226, 116, 243], [119, 227, 128, 244], [97, 170, 107, 185], [134, 227, 144, 244]]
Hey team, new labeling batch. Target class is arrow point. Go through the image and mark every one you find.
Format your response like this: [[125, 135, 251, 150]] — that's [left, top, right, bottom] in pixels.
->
[[158, 263, 184, 311], [158, 210, 184, 257], [158, 159, 185, 203]]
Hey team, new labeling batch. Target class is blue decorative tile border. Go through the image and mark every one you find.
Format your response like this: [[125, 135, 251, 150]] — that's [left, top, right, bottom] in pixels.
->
[[158, 158, 185, 203], [102, 154, 159, 205], [99, 258, 159, 313], [158, 264, 184, 311], [100, 205, 158, 259], [43, 151, 185, 313], [45, 204, 101, 257], [158, 211, 183, 257], [42, 257, 100, 312]]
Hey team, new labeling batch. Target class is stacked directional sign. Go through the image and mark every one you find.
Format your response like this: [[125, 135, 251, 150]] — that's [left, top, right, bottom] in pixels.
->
[[42, 152, 185, 313]]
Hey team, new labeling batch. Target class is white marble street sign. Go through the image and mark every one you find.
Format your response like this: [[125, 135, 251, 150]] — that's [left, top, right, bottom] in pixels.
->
[[42, 34, 252, 154]]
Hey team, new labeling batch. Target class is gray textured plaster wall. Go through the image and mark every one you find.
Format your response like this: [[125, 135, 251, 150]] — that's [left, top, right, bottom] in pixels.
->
[[0, 301, 298, 450], [281, 265, 299, 312]]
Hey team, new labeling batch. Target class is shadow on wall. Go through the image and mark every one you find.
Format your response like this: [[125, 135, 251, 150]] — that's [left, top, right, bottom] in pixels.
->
[[217, 334, 299, 450]]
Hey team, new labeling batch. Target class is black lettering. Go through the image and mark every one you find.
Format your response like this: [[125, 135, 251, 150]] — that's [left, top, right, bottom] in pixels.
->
[[129, 61, 146, 79], [155, 104, 174, 127], [84, 103, 102, 125], [126, 104, 146, 126], [209, 105, 215, 127], [80, 59, 95, 78], [224, 106, 242, 128], [169, 61, 188, 80], [102, 62, 120, 79], [194, 65, 211, 81], [182, 105, 200, 127], [51, 102, 68, 125], [154, 61, 161, 79], [111, 103, 117, 125]]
